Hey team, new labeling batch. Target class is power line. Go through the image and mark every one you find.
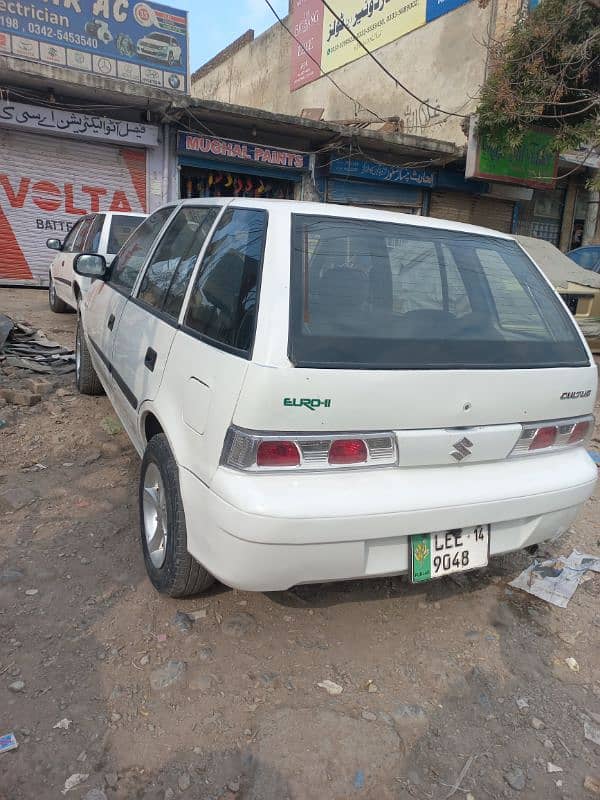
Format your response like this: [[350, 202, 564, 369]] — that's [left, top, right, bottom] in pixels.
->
[[262, 0, 387, 123], [320, 0, 469, 119]]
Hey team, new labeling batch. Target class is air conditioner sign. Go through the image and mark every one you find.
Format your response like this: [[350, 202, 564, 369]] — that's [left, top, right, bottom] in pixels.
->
[[0, 0, 189, 92]]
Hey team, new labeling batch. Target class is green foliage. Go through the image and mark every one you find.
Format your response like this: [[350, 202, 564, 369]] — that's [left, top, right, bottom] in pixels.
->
[[477, 0, 600, 157]]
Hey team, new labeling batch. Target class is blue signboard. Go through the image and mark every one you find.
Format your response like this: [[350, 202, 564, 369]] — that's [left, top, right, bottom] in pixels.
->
[[0, 1, 188, 93], [426, 0, 471, 23], [329, 157, 436, 188]]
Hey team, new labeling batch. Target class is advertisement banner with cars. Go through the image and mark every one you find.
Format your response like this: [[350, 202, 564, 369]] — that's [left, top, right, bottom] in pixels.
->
[[290, 0, 470, 90], [0, 0, 188, 93]]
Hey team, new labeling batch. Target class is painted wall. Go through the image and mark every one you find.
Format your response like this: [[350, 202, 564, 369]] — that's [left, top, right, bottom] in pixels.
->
[[191, 1, 492, 145]]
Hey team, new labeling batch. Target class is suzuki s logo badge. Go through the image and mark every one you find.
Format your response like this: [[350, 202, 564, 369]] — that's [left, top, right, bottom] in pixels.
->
[[451, 437, 473, 462]]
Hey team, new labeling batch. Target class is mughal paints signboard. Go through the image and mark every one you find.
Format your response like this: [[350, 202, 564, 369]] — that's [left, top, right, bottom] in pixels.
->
[[0, 0, 188, 93], [290, 0, 470, 90], [178, 134, 310, 171]]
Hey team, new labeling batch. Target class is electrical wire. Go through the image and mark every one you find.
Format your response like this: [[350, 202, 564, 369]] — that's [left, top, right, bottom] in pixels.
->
[[319, 0, 469, 119], [262, 0, 387, 122]]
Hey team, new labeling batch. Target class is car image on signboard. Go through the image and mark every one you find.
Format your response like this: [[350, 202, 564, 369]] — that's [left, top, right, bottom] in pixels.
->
[[137, 33, 182, 66]]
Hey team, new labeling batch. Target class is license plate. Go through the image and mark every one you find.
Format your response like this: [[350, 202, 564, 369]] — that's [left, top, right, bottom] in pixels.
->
[[411, 525, 489, 583]]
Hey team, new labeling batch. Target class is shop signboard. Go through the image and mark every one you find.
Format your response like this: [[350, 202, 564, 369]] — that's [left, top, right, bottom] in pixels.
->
[[466, 117, 558, 190], [290, 0, 470, 90], [178, 133, 310, 171], [0, 1, 189, 93], [329, 156, 435, 187]]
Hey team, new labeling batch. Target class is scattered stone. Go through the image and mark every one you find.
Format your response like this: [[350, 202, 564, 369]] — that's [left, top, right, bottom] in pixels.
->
[[188, 673, 214, 692], [584, 775, 600, 795], [504, 766, 526, 791], [104, 774, 118, 789], [361, 711, 377, 721], [543, 738, 555, 750], [584, 720, 600, 747], [547, 763, 563, 773], [9, 680, 25, 693], [82, 790, 107, 800], [222, 612, 257, 638], [164, 789, 175, 800], [244, 729, 252, 736], [227, 780, 240, 793], [178, 773, 191, 792], [0, 487, 37, 512], [317, 680, 343, 696], [390, 704, 427, 725], [62, 773, 89, 795], [0, 568, 24, 585], [531, 717, 545, 730], [110, 712, 121, 723], [173, 612, 193, 634], [101, 416, 123, 435], [0, 388, 41, 407], [367, 682, 379, 693], [53, 718, 72, 730], [188, 609, 208, 621], [516, 697, 529, 711], [139, 655, 150, 666], [198, 646, 214, 661], [23, 378, 52, 395], [77, 751, 87, 762], [150, 660, 186, 691], [565, 657, 580, 672], [25, 589, 38, 596]]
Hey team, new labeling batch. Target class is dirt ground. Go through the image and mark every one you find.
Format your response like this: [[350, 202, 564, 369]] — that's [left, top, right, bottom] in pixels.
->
[[1, 287, 599, 800]]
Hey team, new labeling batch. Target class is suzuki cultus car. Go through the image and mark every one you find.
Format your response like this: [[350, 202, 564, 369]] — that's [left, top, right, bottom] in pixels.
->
[[73, 200, 598, 596]]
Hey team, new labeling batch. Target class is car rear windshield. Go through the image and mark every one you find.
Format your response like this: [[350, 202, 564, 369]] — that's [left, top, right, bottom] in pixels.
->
[[108, 215, 145, 254], [289, 215, 589, 369]]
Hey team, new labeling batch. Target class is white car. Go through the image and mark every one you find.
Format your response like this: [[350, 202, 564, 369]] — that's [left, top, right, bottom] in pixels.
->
[[136, 32, 182, 66], [73, 199, 598, 597], [47, 211, 146, 313]]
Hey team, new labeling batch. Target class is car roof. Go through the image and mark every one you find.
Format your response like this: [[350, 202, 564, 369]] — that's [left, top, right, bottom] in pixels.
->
[[176, 197, 515, 241]]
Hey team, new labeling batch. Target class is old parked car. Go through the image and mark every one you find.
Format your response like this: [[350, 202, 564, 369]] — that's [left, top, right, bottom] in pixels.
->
[[47, 212, 146, 313], [74, 200, 597, 596], [517, 236, 600, 354], [567, 245, 600, 274]]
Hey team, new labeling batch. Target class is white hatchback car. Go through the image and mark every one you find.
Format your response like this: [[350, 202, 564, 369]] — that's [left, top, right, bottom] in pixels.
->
[[47, 211, 146, 313], [74, 199, 598, 597]]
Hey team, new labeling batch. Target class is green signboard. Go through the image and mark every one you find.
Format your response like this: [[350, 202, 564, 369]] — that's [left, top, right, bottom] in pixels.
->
[[467, 123, 558, 189]]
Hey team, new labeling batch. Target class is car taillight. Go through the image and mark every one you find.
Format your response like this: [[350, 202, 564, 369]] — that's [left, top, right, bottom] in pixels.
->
[[328, 439, 368, 465], [510, 416, 594, 457], [222, 427, 397, 471], [256, 441, 300, 468]]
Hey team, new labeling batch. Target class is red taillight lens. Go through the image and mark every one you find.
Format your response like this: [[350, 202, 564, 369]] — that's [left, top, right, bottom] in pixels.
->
[[530, 426, 558, 450], [568, 420, 591, 444], [256, 441, 300, 468], [328, 439, 368, 465]]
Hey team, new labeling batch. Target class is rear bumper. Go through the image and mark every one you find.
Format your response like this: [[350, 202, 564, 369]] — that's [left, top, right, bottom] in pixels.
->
[[180, 449, 597, 591]]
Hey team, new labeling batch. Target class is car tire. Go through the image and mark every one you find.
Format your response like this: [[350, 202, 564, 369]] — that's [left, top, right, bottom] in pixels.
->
[[140, 433, 215, 597], [49, 277, 70, 313], [75, 317, 104, 396]]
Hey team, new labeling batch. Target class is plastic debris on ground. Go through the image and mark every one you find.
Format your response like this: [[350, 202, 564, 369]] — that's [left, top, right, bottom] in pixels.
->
[[0, 313, 75, 374], [0, 732, 18, 754], [509, 549, 600, 608]]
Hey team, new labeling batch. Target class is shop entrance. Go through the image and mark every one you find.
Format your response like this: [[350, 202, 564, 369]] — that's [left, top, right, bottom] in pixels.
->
[[180, 166, 294, 200]]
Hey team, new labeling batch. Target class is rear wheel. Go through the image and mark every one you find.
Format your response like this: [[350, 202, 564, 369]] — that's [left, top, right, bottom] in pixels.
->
[[49, 277, 69, 313], [75, 318, 104, 396], [140, 433, 214, 597]]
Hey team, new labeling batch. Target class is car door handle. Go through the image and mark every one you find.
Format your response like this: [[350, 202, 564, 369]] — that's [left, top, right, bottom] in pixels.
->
[[107, 314, 115, 331], [144, 347, 157, 372]]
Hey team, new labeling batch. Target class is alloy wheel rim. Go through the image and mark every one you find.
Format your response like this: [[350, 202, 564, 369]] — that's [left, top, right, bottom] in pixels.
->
[[142, 462, 168, 569]]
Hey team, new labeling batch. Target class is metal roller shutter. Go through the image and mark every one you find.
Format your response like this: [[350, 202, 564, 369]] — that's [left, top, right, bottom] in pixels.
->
[[429, 191, 514, 234], [0, 129, 147, 286]]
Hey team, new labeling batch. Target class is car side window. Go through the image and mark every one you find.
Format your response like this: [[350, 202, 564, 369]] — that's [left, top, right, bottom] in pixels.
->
[[61, 219, 86, 253], [83, 214, 106, 253], [71, 217, 94, 253], [137, 206, 219, 319], [185, 208, 267, 355], [109, 207, 173, 292]]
